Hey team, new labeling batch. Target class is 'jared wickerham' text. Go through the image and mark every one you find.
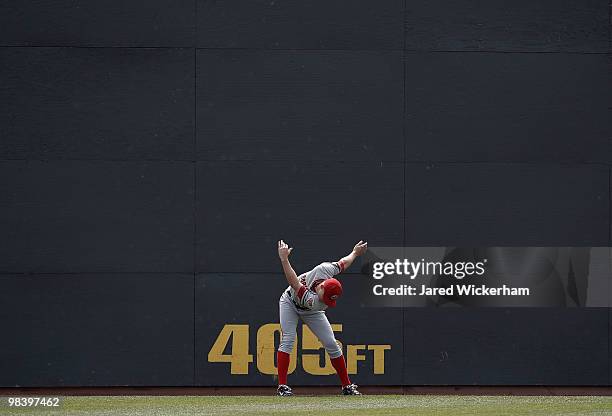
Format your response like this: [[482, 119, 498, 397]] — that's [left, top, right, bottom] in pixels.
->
[[372, 284, 530, 297]]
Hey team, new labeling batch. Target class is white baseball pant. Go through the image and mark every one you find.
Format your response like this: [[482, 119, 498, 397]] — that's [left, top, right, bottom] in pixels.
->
[[278, 293, 342, 359]]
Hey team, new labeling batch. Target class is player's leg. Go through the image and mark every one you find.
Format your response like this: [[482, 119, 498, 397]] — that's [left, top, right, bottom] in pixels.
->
[[301, 311, 361, 395], [277, 295, 298, 396]]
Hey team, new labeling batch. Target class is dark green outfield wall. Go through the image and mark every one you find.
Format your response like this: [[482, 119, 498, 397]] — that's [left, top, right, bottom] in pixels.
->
[[0, 0, 610, 386]]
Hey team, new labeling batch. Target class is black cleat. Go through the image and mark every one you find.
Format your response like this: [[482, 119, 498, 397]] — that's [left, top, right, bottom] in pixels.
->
[[277, 384, 293, 396], [341, 384, 362, 395]]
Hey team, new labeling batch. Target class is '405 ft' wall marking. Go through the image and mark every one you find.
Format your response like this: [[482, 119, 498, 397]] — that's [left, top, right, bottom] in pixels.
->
[[208, 323, 391, 375]]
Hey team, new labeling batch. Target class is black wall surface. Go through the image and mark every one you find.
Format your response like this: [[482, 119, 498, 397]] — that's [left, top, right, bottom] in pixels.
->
[[0, 0, 610, 387]]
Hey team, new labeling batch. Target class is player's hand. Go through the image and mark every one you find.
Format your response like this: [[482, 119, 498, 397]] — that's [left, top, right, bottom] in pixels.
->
[[278, 240, 293, 261], [352, 240, 368, 256]]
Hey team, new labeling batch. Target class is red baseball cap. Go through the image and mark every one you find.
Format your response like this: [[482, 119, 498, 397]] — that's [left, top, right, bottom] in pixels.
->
[[321, 278, 342, 307]]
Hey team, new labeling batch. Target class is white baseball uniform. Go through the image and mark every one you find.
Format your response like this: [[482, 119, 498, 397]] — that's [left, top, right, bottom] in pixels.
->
[[278, 260, 346, 359]]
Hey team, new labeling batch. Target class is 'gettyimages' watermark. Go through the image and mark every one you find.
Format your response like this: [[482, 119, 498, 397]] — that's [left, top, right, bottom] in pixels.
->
[[371, 258, 529, 296], [357, 247, 611, 307], [372, 258, 487, 279]]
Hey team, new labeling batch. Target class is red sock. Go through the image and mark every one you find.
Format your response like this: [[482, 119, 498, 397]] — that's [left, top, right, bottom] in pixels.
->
[[277, 351, 290, 385], [331, 355, 351, 387]]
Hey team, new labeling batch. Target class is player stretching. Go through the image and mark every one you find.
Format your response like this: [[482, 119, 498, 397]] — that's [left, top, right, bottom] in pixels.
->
[[276, 239, 368, 396]]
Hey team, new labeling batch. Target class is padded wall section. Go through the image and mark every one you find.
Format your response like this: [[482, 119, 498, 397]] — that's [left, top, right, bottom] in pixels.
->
[[196, 50, 403, 162], [197, 0, 403, 49], [404, 164, 609, 246], [405, 53, 612, 163], [0, 273, 193, 387], [0, 47, 195, 160], [610, 307, 612, 385], [403, 308, 609, 385], [196, 274, 403, 385], [0, 0, 195, 47], [1, 0, 610, 388], [196, 161, 404, 273], [0, 161, 194, 273], [404, 0, 609, 52]]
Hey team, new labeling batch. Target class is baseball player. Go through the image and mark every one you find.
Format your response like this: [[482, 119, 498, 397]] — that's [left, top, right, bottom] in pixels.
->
[[276, 239, 368, 396]]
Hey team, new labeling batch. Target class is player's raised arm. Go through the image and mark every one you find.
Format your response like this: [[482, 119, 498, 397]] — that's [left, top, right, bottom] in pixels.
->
[[337, 240, 368, 271], [278, 240, 302, 291]]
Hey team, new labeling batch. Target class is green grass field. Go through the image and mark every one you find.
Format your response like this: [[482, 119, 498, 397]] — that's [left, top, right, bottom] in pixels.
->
[[2, 395, 612, 416]]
